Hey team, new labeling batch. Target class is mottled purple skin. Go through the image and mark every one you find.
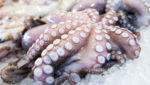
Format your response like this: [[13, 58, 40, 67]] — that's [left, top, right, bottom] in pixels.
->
[[72, 0, 106, 13], [22, 24, 51, 51]]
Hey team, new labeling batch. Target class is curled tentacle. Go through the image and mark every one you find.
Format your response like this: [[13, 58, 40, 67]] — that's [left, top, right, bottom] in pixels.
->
[[1, 61, 32, 84], [111, 51, 126, 65], [117, 10, 136, 31], [101, 9, 119, 26], [33, 24, 91, 85], [105, 25, 141, 59]]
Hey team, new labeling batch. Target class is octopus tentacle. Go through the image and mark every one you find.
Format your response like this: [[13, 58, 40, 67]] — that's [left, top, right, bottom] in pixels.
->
[[111, 51, 126, 65], [81, 9, 101, 22], [22, 24, 51, 51], [1, 62, 32, 84], [117, 10, 136, 31], [60, 25, 110, 73], [26, 19, 88, 62], [33, 24, 91, 85], [106, 26, 141, 59], [101, 9, 118, 26]]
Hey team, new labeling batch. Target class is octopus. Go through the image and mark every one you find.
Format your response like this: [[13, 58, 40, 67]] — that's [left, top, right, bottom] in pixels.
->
[[72, 0, 150, 31], [1, 9, 141, 85]]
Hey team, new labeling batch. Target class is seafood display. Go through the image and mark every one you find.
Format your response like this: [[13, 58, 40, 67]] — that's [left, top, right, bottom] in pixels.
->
[[0, 0, 149, 85]]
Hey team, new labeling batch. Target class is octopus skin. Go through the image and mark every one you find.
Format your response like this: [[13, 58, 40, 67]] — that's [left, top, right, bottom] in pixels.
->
[[1, 9, 141, 85]]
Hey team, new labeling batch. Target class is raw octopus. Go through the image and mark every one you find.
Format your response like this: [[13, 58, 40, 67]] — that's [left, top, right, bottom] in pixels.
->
[[1, 9, 141, 85]]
